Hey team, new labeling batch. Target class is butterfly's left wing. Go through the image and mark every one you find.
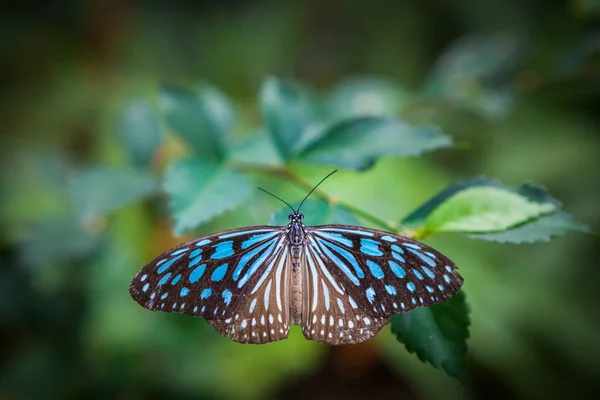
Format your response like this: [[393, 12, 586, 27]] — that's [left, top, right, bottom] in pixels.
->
[[129, 226, 292, 344], [302, 225, 464, 344]]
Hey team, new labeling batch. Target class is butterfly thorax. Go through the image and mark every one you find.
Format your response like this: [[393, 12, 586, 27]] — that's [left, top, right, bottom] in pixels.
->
[[287, 211, 306, 324]]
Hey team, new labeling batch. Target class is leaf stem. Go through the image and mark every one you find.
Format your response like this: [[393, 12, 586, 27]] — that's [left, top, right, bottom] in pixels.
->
[[234, 163, 404, 234]]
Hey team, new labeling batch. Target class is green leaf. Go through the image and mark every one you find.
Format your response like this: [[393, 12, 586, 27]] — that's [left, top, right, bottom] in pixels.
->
[[467, 211, 591, 243], [163, 159, 252, 234], [260, 77, 313, 159], [269, 200, 360, 227], [68, 166, 157, 220], [403, 177, 497, 228], [328, 76, 412, 119], [160, 84, 234, 160], [423, 186, 556, 233], [117, 96, 163, 167], [391, 290, 470, 381], [402, 177, 590, 242], [299, 116, 452, 170], [228, 132, 283, 167]]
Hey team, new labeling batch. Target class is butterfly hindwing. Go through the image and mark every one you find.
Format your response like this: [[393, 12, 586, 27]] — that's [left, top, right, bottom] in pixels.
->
[[300, 246, 388, 345], [128, 226, 290, 343]]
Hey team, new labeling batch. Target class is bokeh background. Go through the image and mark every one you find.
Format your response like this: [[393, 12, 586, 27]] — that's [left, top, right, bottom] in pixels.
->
[[1, 1, 599, 399]]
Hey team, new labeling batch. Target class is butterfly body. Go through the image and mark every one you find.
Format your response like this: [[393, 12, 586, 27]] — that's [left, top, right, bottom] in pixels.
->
[[130, 210, 464, 345]]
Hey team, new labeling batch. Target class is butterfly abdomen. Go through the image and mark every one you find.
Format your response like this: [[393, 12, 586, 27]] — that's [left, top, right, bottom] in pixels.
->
[[291, 259, 302, 324]]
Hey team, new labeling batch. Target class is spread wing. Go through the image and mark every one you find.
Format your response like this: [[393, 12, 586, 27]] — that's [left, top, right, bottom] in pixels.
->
[[300, 225, 463, 345], [129, 226, 291, 343]]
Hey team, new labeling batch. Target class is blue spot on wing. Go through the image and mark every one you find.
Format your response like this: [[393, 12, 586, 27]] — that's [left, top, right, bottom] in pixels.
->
[[360, 238, 384, 256], [317, 243, 360, 286], [189, 264, 206, 283], [412, 269, 424, 280], [422, 266, 435, 279], [201, 288, 212, 299], [238, 239, 279, 288], [233, 238, 277, 280], [385, 285, 397, 295], [366, 260, 384, 279], [389, 260, 406, 278], [407, 248, 436, 267], [171, 248, 189, 256], [189, 248, 202, 258], [391, 244, 404, 254], [211, 264, 228, 282], [241, 232, 279, 249], [319, 239, 364, 279], [157, 254, 184, 274], [406, 282, 416, 292], [171, 274, 182, 285], [180, 287, 189, 296], [196, 239, 212, 246], [366, 287, 376, 303], [158, 272, 172, 286], [315, 231, 354, 248], [188, 255, 202, 268], [222, 289, 232, 306], [211, 241, 234, 260]]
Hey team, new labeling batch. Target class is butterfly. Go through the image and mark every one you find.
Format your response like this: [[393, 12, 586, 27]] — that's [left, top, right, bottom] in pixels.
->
[[129, 171, 464, 345]]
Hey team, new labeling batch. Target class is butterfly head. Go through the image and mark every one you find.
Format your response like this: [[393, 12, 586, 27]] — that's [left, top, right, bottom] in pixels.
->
[[288, 211, 304, 224]]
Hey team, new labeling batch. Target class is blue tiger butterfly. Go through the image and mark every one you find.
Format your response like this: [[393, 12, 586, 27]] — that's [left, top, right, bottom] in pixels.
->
[[129, 171, 463, 345]]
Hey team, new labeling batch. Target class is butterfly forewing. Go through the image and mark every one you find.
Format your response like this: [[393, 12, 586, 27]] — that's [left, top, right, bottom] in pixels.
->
[[128, 226, 292, 343]]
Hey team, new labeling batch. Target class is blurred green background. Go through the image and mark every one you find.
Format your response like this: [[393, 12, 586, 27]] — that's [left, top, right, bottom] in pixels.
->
[[1, 0, 599, 399]]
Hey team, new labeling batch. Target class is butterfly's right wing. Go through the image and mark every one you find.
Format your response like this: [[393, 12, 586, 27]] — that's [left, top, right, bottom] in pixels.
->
[[129, 226, 291, 344]]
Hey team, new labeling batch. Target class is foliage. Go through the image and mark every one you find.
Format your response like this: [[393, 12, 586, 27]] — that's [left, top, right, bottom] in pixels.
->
[[3, 8, 598, 398], [27, 76, 586, 383]]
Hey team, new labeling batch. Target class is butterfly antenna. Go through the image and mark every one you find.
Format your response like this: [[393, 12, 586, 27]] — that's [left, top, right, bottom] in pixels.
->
[[257, 187, 295, 212], [298, 170, 338, 212]]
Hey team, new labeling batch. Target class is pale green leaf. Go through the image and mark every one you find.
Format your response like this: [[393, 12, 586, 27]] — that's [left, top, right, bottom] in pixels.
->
[[423, 186, 556, 232], [467, 211, 591, 243], [163, 159, 252, 234]]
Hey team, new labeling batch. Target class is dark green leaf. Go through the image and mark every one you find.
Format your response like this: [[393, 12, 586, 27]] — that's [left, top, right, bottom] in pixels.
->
[[269, 200, 360, 226], [299, 116, 452, 170], [391, 290, 470, 381], [260, 77, 313, 159], [163, 159, 252, 234], [160, 84, 233, 160], [117, 96, 163, 167], [68, 166, 157, 220], [467, 211, 591, 243]]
